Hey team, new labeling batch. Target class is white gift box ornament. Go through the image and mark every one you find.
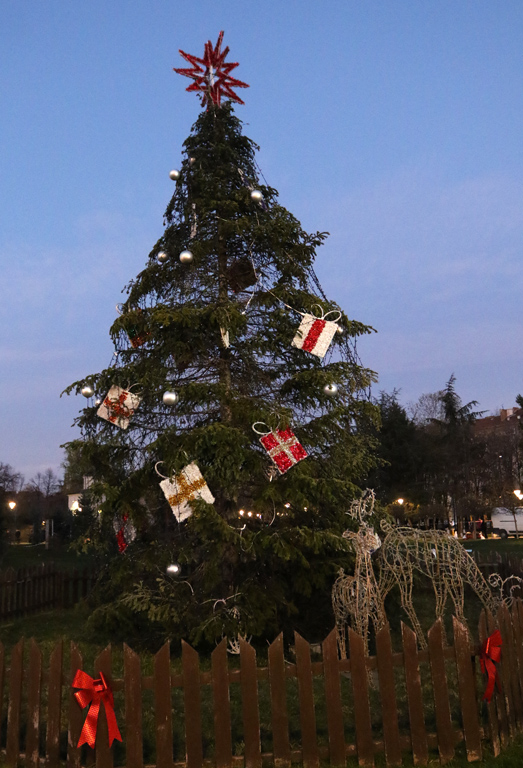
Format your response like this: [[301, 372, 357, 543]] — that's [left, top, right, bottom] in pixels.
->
[[292, 307, 341, 359], [159, 462, 215, 522], [97, 385, 141, 430]]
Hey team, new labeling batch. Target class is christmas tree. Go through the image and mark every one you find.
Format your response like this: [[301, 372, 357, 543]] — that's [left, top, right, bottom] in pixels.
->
[[64, 32, 379, 646]]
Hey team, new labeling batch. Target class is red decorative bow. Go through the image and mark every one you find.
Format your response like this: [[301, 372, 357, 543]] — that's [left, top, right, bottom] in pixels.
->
[[72, 670, 122, 748], [480, 630, 502, 703]]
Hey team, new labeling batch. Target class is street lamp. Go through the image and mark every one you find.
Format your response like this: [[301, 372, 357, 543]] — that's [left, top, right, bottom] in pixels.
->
[[512, 490, 522, 539], [7, 501, 18, 543]]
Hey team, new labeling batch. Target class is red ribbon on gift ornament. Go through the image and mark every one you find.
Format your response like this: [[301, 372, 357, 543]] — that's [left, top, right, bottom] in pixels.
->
[[104, 392, 133, 424], [480, 630, 502, 703], [72, 669, 122, 748]]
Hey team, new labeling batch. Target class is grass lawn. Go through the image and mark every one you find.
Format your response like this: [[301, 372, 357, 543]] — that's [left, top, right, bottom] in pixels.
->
[[462, 537, 523, 555], [0, 542, 101, 571]]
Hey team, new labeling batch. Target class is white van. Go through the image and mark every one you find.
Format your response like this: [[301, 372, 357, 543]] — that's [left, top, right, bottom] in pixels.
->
[[490, 507, 523, 538]]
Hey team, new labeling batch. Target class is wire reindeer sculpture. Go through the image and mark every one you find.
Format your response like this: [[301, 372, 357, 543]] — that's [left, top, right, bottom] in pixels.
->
[[333, 491, 502, 655], [332, 491, 388, 658]]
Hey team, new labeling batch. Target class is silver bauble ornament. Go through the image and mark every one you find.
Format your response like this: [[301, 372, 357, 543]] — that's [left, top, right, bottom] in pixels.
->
[[179, 249, 193, 263], [189, 157, 196, 165], [167, 563, 181, 575], [157, 250, 168, 263], [169, 169, 180, 181], [162, 391, 179, 406], [336, 326, 343, 334], [250, 189, 264, 203], [95, 398, 102, 406], [324, 383, 338, 396], [81, 385, 94, 398]]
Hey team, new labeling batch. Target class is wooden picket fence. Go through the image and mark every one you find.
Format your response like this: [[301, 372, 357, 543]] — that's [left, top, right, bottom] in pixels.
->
[[0, 566, 97, 620], [1, 604, 523, 768]]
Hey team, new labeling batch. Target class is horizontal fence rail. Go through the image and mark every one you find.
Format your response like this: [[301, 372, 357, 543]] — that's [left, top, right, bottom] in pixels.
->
[[0, 566, 97, 619], [1, 603, 523, 767]]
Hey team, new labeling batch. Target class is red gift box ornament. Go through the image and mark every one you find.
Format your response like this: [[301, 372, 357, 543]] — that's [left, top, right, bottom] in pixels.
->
[[72, 669, 122, 749], [480, 630, 502, 703], [253, 423, 308, 475], [292, 306, 341, 359]]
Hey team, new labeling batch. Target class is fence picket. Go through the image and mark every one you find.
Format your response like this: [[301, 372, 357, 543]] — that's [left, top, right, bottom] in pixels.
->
[[46, 639, 63, 768], [25, 639, 42, 768], [501, 603, 523, 728], [487, 610, 509, 747], [322, 629, 346, 767], [478, 612, 500, 757], [94, 646, 113, 768], [211, 639, 233, 768], [0, 642, 5, 752], [427, 619, 454, 763], [348, 627, 374, 767], [153, 642, 173, 768], [6, 637, 24, 768], [513, 602, 523, 717], [268, 633, 291, 768], [294, 633, 319, 768], [240, 638, 262, 768], [72, 570, 80, 606], [375, 624, 402, 766], [182, 641, 203, 768], [452, 617, 482, 762], [496, 606, 516, 738], [124, 644, 144, 768], [68, 643, 84, 768], [401, 623, 428, 766]]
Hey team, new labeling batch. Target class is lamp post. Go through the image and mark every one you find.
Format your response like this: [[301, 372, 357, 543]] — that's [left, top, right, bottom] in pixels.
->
[[395, 498, 404, 526], [513, 490, 523, 540], [7, 501, 17, 543]]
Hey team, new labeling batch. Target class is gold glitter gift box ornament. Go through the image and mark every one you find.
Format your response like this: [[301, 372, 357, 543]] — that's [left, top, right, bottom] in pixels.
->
[[158, 462, 215, 522]]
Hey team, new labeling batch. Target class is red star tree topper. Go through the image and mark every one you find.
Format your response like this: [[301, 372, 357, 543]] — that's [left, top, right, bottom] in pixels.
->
[[174, 31, 249, 107]]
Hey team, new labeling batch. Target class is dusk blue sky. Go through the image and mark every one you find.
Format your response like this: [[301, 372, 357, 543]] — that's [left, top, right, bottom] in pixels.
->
[[1, 2, 522, 480]]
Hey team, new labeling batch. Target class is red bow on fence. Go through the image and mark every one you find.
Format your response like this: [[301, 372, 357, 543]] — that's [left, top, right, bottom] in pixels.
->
[[480, 630, 502, 703], [72, 669, 122, 748]]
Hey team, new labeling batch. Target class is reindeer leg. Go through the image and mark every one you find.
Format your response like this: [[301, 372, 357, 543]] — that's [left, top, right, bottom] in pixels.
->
[[398, 570, 427, 649]]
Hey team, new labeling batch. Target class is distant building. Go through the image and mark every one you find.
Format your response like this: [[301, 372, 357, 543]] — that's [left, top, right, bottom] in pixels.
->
[[473, 407, 522, 437]]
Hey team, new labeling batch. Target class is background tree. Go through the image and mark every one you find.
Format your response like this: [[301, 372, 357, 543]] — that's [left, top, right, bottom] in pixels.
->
[[369, 391, 425, 506], [21, 469, 66, 544], [64, 51, 379, 646]]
